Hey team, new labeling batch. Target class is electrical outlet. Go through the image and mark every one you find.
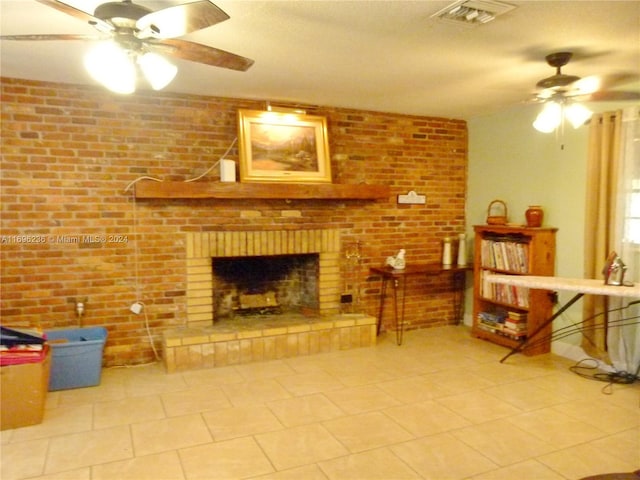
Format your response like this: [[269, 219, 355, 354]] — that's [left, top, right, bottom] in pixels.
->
[[340, 293, 353, 304], [130, 302, 143, 315]]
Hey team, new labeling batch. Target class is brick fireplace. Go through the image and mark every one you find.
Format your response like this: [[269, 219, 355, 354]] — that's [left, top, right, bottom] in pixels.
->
[[185, 229, 342, 326], [162, 229, 377, 372]]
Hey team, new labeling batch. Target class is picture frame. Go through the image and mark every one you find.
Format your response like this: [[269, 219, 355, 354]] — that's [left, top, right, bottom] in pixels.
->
[[237, 109, 332, 183]]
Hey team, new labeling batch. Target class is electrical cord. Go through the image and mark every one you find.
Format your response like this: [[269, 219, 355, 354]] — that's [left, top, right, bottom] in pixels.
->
[[569, 358, 640, 394], [119, 137, 238, 363]]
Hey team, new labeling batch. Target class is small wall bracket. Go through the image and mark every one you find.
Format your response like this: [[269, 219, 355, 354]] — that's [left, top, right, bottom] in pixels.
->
[[397, 190, 426, 205]]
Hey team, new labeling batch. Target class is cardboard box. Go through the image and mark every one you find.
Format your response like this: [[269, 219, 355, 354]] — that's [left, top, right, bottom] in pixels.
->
[[0, 346, 50, 430]]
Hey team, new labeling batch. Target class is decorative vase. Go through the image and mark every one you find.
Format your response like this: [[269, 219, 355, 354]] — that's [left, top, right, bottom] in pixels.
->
[[525, 205, 543, 227], [457, 233, 467, 266], [442, 237, 452, 266]]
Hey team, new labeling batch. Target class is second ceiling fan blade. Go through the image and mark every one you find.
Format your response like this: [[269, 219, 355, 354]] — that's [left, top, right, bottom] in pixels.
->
[[0, 33, 104, 41], [36, 0, 114, 32], [136, 1, 230, 39], [148, 38, 254, 71]]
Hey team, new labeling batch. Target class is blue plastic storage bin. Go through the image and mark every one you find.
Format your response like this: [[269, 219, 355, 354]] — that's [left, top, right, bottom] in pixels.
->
[[45, 327, 107, 391]]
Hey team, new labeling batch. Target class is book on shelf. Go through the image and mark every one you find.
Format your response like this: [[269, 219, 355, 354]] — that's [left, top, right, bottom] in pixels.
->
[[480, 238, 529, 273], [476, 314, 527, 340], [480, 271, 529, 307]]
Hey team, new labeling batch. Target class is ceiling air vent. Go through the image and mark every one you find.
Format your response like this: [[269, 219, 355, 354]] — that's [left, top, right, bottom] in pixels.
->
[[431, 0, 516, 26]]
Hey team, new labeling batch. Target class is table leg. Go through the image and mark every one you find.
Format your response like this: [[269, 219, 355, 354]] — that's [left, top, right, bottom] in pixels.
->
[[452, 270, 466, 325], [393, 277, 407, 345], [377, 278, 388, 336]]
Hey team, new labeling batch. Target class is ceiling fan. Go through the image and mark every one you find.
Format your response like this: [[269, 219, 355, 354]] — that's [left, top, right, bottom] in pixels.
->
[[0, 0, 254, 93], [531, 51, 639, 133], [533, 51, 639, 103]]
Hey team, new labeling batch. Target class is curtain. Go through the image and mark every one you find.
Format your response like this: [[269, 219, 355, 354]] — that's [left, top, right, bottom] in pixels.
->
[[609, 106, 640, 374], [582, 110, 622, 360]]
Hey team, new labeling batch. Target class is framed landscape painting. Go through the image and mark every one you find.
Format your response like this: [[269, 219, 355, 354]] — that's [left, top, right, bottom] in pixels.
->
[[237, 109, 332, 183]]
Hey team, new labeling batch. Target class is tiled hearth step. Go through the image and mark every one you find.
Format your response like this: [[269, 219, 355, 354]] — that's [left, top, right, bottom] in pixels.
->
[[162, 314, 377, 373]]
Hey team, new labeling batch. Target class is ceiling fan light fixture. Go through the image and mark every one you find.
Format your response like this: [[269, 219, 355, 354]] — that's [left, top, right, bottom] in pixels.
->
[[565, 103, 593, 129], [138, 52, 178, 90], [533, 101, 562, 133], [84, 41, 136, 94]]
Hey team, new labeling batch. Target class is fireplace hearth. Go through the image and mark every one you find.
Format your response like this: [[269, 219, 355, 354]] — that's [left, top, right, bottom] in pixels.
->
[[161, 229, 376, 373]]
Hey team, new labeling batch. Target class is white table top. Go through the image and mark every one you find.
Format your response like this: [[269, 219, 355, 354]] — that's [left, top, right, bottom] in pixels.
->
[[485, 274, 640, 298]]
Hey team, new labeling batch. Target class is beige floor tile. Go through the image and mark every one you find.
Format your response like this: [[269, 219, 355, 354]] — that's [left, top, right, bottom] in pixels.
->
[[9, 404, 94, 442], [91, 451, 185, 480], [255, 424, 349, 471], [587, 427, 640, 465], [202, 405, 283, 440], [181, 365, 244, 387], [376, 375, 452, 403], [322, 411, 413, 453], [324, 384, 400, 414], [250, 464, 329, 480], [235, 359, 297, 380], [537, 442, 640, 479], [332, 365, 397, 387], [451, 418, 555, 466], [528, 369, 616, 400], [131, 413, 212, 456], [384, 399, 471, 436], [44, 425, 133, 474], [483, 378, 571, 411], [56, 380, 126, 406], [421, 368, 496, 396], [161, 384, 231, 417], [468, 459, 566, 480], [319, 447, 421, 479], [23, 468, 91, 480], [221, 378, 292, 406], [435, 390, 521, 424], [180, 436, 274, 479], [391, 432, 497, 479], [93, 394, 165, 429], [1, 438, 49, 480], [275, 371, 345, 396], [267, 393, 344, 426], [467, 360, 549, 385], [123, 367, 188, 397], [506, 407, 608, 449], [552, 398, 640, 434]]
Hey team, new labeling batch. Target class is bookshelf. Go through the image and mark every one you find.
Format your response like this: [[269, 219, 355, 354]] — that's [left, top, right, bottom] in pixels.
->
[[472, 225, 557, 355]]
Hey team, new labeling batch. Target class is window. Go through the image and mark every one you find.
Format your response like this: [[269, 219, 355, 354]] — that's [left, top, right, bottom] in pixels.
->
[[625, 178, 640, 244]]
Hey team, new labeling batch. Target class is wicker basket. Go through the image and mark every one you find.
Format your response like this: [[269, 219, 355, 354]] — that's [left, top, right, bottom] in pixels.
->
[[486, 200, 508, 225]]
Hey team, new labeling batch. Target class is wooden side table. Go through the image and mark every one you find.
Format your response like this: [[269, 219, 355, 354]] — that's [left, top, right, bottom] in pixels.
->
[[370, 264, 471, 345]]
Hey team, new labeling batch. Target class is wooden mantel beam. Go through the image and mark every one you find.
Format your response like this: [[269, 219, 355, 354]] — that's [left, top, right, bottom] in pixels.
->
[[134, 181, 390, 200]]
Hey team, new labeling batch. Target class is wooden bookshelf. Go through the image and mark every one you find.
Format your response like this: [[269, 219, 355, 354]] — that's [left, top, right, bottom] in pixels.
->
[[472, 225, 557, 355]]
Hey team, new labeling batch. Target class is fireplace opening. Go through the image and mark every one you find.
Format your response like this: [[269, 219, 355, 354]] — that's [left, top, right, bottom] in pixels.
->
[[212, 253, 319, 321]]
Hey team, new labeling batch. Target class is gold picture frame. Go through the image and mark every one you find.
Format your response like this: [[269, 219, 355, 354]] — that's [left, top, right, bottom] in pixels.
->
[[237, 109, 332, 183]]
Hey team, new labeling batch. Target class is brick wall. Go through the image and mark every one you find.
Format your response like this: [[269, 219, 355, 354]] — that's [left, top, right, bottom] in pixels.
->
[[0, 77, 467, 366]]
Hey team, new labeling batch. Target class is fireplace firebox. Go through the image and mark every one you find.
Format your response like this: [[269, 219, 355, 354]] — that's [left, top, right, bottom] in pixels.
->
[[213, 253, 319, 319]]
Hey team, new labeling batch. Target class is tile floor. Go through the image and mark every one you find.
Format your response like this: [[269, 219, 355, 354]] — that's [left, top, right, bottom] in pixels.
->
[[1, 325, 639, 480]]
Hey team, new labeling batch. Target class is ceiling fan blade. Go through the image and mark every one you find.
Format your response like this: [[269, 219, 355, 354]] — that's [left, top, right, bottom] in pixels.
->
[[566, 75, 601, 96], [36, 0, 114, 33], [0, 33, 104, 41], [581, 91, 640, 102], [136, 1, 230, 40], [147, 38, 254, 72]]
